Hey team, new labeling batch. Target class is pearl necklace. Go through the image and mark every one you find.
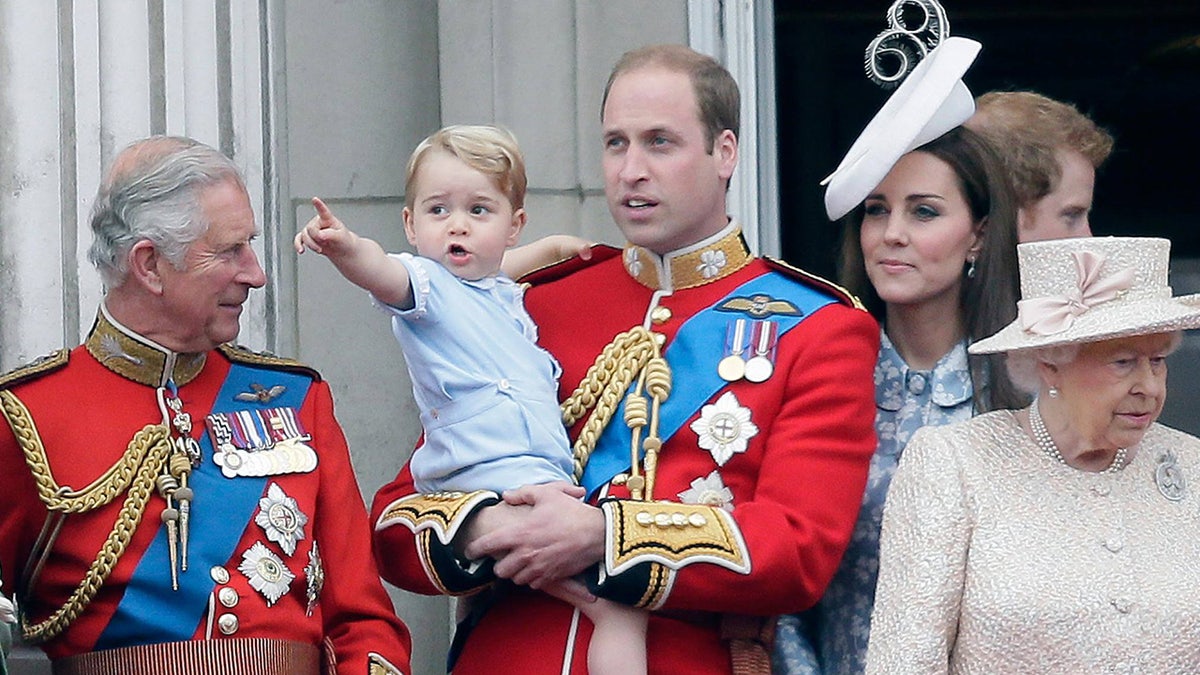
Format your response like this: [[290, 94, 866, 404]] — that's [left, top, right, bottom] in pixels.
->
[[1028, 398, 1127, 473]]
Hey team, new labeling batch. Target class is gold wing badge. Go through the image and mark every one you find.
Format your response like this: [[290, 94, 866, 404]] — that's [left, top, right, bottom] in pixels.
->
[[716, 294, 801, 319], [235, 383, 287, 403], [715, 295, 796, 383]]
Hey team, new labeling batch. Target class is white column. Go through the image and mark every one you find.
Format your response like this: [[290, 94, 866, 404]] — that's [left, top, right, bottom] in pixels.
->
[[229, 0, 271, 351], [0, 1, 65, 368], [98, 1, 153, 164], [180, 0, 221, 146], [0, 0, 274, 371], [73, 0, 107, 338]]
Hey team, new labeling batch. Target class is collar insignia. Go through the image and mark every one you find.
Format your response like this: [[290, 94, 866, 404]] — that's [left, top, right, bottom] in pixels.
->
[[623, 224, 753, 291], [84, 307, 206, 387]]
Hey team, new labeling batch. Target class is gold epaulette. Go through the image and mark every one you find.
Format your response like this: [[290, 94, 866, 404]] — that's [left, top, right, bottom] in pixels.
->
[[0, 349, 70, 390], [217, 344, 321, 381], [762, 257, 866, 311]]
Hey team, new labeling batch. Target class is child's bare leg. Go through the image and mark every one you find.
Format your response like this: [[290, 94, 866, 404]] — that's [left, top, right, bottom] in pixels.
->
[[580, 597, 647, 675], [544, 580, 647, 675]]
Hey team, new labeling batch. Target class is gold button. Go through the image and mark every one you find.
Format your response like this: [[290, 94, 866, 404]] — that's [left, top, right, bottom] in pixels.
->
[[218, 587, 239, 608], [650, 306, 672, 324], [217, 613, 239, 635], [210, 566, 230, 584]]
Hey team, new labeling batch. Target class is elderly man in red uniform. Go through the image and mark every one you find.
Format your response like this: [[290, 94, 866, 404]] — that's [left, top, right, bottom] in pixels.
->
[[0, 136, 411, 674], [372, 44, 878, 674]]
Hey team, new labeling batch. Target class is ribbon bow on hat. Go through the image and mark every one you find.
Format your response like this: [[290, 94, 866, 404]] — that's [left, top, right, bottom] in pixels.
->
[[1018, 250, 1135, 336]]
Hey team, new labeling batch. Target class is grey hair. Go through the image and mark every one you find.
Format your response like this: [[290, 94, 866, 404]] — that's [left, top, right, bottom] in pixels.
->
[[87, 136, 245, 288], [1005, 331, 1184, 394]]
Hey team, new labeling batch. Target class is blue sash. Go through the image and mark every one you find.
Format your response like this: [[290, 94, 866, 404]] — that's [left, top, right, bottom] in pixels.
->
[[580, 272, 836, 496], [95, 363, 312, 648]]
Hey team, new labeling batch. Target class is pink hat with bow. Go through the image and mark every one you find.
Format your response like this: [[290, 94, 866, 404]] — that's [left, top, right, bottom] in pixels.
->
[[969, 237, 1200, 354]]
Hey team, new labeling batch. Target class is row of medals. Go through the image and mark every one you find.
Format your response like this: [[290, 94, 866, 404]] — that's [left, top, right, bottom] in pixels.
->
[[718, 318, 778, 383]]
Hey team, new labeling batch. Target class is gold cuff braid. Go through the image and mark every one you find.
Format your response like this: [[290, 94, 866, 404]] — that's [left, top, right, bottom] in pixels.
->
[[367, 652, 405, 675], [1, 390, 172, 644], [375, 491, 499, 546], [602, 500, 750, 577]]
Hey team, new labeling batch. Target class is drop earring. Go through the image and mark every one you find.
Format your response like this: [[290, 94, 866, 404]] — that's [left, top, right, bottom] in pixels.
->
[[965, 255, 977, 279]]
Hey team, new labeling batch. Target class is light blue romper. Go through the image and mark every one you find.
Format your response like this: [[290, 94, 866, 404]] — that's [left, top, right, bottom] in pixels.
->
[[378, 253, 574, 494]]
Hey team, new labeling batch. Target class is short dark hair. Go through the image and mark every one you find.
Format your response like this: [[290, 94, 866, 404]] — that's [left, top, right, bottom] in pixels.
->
[[601, 43, 740, 151]]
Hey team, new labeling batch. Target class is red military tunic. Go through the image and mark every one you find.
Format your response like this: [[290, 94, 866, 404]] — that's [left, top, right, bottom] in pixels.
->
[[0, 308, 411, 674], [372, 225, 877, 674]]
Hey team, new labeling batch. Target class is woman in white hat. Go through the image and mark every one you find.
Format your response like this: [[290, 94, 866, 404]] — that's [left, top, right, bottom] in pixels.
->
[[775, 35, 1027, 675], [865, 236, 1200, 673]]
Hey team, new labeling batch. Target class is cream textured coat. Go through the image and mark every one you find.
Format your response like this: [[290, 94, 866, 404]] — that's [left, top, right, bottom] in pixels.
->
[[867, 410, 1200, 674]]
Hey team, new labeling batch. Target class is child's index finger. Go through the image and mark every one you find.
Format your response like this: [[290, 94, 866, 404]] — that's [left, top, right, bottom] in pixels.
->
[[311, 196, 335, 224]]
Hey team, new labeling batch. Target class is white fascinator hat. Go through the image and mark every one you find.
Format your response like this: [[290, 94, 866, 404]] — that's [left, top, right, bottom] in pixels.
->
[[969, 237, 1200, 354], [822, 35, 982, 221]]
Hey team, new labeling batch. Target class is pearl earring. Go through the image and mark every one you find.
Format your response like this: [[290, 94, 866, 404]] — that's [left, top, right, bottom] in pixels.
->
[[1048, 387, 1059, 398], [965, 256, 977, 279]]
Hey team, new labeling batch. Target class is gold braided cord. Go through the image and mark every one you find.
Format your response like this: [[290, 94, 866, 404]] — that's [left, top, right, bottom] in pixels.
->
[[1, 391, 158, 513], [642, 357, 672, 406], [640, 355, 671, 500], [1, 390, 173, 644], [561, 327, 658, 481], [20, 425, 170, 644]]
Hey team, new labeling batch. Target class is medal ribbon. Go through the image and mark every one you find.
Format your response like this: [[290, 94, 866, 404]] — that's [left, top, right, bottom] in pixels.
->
[[95, 363, 312, 649], [580, 272, 836, 496]]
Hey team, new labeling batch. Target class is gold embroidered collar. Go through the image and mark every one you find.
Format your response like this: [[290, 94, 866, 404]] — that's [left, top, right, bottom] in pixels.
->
[[622, 221, 753, 291], [84, 304, 207, 387]]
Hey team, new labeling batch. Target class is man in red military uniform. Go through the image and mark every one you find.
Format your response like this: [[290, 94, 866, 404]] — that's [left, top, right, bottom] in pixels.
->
[[372, 44, 878, 674], [0, 136, 411, 674]]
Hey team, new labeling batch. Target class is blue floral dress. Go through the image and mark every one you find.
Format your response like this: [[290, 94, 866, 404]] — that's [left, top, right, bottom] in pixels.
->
[[773, 329, 975, 675]]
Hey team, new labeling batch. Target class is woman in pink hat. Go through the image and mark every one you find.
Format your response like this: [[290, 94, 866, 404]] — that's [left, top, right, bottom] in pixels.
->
[[866, 236, 1200, 672]]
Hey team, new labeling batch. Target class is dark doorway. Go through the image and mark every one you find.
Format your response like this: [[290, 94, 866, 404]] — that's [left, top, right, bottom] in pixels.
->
[[773, 2, 1200, 279]]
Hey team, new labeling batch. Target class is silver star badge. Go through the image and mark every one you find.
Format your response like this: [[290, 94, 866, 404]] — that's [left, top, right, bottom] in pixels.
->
[[305, 541, 325, 617], [678, 470, 736, 512], [255, 482, 309, 556], [690, 391, 759, 466], [238, 541, 295, 607]]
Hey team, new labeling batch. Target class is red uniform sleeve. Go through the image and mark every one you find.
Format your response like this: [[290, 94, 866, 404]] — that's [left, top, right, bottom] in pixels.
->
[[305, 381, 413, 673], [370, 465, 437, 594]]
